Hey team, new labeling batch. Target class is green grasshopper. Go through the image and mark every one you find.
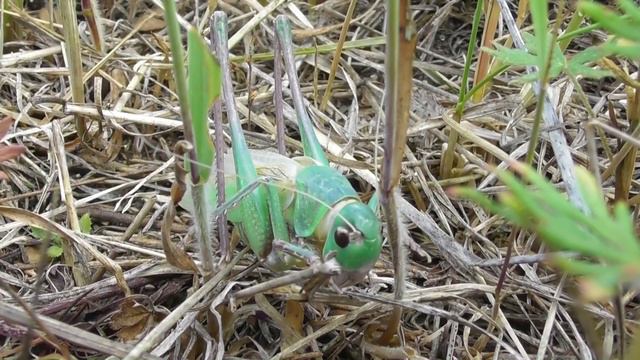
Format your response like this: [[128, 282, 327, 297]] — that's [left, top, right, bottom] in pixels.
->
[[181, 14, 382, 287]]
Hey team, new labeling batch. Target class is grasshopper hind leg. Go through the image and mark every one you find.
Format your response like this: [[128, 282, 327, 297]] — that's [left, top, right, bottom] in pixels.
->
[[274, 16, 329, 167]]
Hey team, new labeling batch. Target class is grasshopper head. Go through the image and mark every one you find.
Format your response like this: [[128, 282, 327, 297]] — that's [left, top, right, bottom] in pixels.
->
[[323, 202, 382, 286]]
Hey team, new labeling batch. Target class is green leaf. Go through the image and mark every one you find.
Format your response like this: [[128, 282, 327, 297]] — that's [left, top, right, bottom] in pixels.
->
[[602, 39, 640, 59], [554, 257, 621, 297], [459, 161, 640, 295], [537, 215, 626, 263], [529, 0, 549, 68], [566, 47, 612, 79], [79, 213, 92, 234], [47, 245, 63, 258], [619, 0, 640, 24], [612, 202, 640, 258], [31, 226, 49, 240], [579, 1, 640, 42], [577, 1, 640, 61], [567, 64, 611, 79], [575, 167, 607, 220], [495, 167, 549, 220], [554, 257, 610, 277], [187, 28, 221, 182], [31, 226, 60, 242], [485, 46, 538, 67], [513, 164, 597, 232], [485, 32, 564, 83], [454, 187, 515, 222]]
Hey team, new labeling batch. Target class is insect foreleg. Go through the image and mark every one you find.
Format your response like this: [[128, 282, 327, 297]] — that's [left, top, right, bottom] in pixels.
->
[[272, 239, 321, 265]]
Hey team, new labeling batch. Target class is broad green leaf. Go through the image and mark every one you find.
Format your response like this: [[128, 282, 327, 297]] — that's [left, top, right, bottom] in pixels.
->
[[568, 46, 607, 66], [79, 213, 92, 234], [455, 161, 640, 292], [612, 202, 640, 257], [187, 28, 221, 182], [496, 192, 530, 225], [572, 168, 635, 252], [47, 245, 63, 258], [578, 1, 640, 61], [613, 202, 634, 235]]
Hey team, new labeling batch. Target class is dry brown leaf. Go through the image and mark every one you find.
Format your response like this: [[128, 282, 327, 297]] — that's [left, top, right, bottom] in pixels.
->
[[0, 145, 26, 162], [0, 116, 14, 139], [111, 298, 153, 341], [0, 116, 22, 166], [135, 13, 165, 32], [106, 129, 123, 161], [284, 300, 304, 336], [160, 151, 199, 273], [161, 198, 199, 273], [24, 245, 42, 265], [211, 303, 235, 342], [109, 68, 127, 101], [37, 7, 51, 22], [283, 300, 305, 350], [63, 136, 82, 152], [255, 294, 303, 352], [227, 337, 253, 355]]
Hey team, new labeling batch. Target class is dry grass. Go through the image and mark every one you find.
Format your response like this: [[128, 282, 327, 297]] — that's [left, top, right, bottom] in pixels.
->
[[0, 1, 636, 359]]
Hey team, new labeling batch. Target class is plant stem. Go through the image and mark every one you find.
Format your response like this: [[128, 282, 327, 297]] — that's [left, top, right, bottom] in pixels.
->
[[525, 0, 566, 165], [273, 22, 286, 155], [162, 1, 215, 276], [209, 16, 230, 262], [161, 0, 195, 181], [320, 0, 357, 111], [441, 0, 483, 179], [377, 0, 416, 345], [59, 0, 87, 139]]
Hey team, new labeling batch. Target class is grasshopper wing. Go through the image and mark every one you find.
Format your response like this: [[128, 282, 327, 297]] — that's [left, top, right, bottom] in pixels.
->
[[293, 166, 359, 238]]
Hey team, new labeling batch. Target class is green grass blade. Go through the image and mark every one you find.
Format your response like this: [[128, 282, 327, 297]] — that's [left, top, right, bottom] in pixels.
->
[[187, 29, 221, 182], [458, 0, 483, 104], [453, 187, 524, 226], [612, 202, 640, 257], [529, 0, 549, 68], [619, 0, 640, 24]]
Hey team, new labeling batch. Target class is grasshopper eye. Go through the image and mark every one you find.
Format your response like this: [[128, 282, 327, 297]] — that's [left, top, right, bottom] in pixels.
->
[[335, 226, 350, 248]]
